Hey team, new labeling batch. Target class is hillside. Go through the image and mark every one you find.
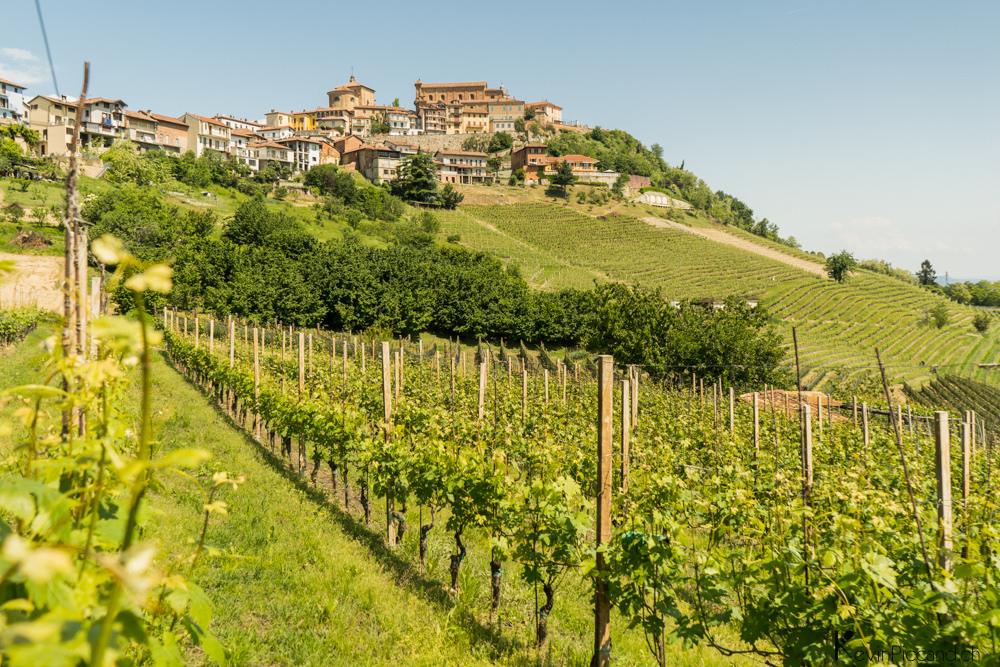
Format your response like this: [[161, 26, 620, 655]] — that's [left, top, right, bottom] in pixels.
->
[[441, 188, 999, 393]]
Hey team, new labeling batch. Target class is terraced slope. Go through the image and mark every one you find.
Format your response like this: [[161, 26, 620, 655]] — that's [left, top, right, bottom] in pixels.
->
[[452, 202, 1000, 391]]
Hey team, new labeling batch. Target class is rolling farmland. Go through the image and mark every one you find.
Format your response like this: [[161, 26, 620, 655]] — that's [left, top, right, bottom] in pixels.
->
[[447, 202, 1000, 391]]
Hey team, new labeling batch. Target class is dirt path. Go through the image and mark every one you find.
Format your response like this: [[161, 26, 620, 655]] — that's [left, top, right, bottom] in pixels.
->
[[0, 252, 65, 311], [642, 217, 828, 279]]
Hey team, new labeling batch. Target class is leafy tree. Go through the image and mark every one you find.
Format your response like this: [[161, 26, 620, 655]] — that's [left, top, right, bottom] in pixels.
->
[[513, 168, 525, 184], [929, 302, 950, 328], [0, 123, 39, 147], [486, 132, 513, 153], [523, 107, 536, 121], [417, 211, 440, 234], [370, 111, 390, 135], [548, 160, 576, 197], [392, 97, 400, 107], [514, 118, 526, 135], [650, 143, 663, 159], [825, 250, 857, 283], [101, 140, 169, 185], [0, 138, 23, 172], [487, 156, 503, 180], [438, 183, 464, 210], [461, 135, 490, 152], [4, 203, 24, 225], [273, 186, 289, 200], [973, 311, 991, 333], [917, 259, 937, 286], [612, 173, 630, 198], [393, 153, 438, 203]]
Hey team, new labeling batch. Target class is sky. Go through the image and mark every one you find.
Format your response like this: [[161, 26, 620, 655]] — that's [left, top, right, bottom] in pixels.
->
[[3, 0, 998, 280]]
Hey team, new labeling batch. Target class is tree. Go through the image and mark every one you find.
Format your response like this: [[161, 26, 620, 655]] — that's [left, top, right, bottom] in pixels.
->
[[4, 203, 25, 225], [370, 111, 390, 135], [392, 98, 400, 107], [825, 250, 857, 283], [549, 160, 576, 197], [973, 311, 991, 333], [439, 183, 464, 210], [487, 132, 513, 153], [461, 135, 490, 152], [650, 143, 663, 160], [929, 302, 950, 328], [393, 153, 438, 203], [514, 118, 526, 136], [523, 107, 536, 121], [487, 156, 503, 180], [917, 259, 937, 286], [612, 173, 630, 198]]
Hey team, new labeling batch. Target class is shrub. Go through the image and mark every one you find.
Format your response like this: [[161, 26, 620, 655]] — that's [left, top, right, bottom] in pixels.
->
[[273, 186, 289, 201], [929, 303, 950, 329], [447, 233, 461, 243], [973, 311, 991, 333]]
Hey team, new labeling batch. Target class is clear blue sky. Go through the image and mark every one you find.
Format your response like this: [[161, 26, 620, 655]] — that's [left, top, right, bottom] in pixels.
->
[[4, 1, 998, 280]]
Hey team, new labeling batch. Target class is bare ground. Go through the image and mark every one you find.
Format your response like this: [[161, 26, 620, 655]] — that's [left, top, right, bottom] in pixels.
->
[[0, 252, 65, 311], [642, 217, 828, 279]]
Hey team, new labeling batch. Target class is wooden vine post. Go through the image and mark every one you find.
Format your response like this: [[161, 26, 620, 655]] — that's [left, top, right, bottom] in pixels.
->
[[934, 411, 954, 574], [962, 418, 971, 558], [382, 342, 396, 547], [753, 392, 760, 462], [593, 354, 613, 666], [521, 369, 528, 424], [209, 320, 214, 355], [253, 327, 260, 441], [478, 361, 487, 421], [621, 379, 630, 493], [631, 368, 638, 429], [298, 332, 305, 475], [544, 369, 549, 406], [729, 387, 735, 433]]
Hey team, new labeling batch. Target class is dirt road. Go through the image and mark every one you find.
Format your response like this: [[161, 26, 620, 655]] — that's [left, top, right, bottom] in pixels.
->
[[0, 252, 65, 311], [642, 217, 828, 279]]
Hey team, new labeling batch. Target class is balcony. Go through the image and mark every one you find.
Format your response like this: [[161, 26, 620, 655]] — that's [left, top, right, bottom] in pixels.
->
[[84, 122, 122, 137]]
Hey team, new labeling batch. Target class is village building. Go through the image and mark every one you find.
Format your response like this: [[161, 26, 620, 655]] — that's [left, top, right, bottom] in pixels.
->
[[326, 74, 376, 111], [213, 115, 262, 132], [276, 136, 321, 171], [123, 110, 182, 153], [526, 101, 562, 124], [28, 95, 128, 155], [488, 98, 524, 134], [180, 113, 231, 157], [341, 145, 401, 184], [247, 140, 294, 172], [258, 125, 294, 140], [0, 78, 29, 123], [435, 149, 488, 184], [148, 112, 189, 153]]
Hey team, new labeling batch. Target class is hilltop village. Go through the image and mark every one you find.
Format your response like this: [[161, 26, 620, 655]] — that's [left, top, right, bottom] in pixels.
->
[[2, 74, 654, 191]]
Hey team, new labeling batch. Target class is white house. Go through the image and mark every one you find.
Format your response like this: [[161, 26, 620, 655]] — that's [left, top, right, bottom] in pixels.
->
[[0, 78, 29, 123]]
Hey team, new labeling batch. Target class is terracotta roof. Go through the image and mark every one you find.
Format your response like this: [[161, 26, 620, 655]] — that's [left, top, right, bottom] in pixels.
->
[[230, 128, 258, 137], [187, 113, 228, 128], [124, 110, 152, 120], [84, 97, 126, 107], [213, 115, 261, 126], [527, 100, 563, 109], [558, 154, 597, 162], [417, 81, 487, 89], [276, 136, 320, 145], [148, 112, 188, 127], [32, 94, 77, 107], [249, 141, 292, 151], [435, 149, 488, 157], [259, 125, 291, 131], [0, 77, 27, 89]]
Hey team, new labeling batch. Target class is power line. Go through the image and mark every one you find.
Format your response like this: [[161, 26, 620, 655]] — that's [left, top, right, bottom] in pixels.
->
[[34, 0, 59, 98]]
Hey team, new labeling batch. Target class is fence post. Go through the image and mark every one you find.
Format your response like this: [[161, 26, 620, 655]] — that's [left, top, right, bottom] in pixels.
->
[[935, 411, 954, 574], [297, 332, 305, 474], [382, 342, 395, 547], [803, 404, 813, 490], [544, 369, 549, 406], [621, 380, 630, 493], [753, 392, 760, 462], [253, 327, 260, 441], [594, 355, 613, 666], [394, 350, 401, 405], [522, 369, 528, 424], [478, 361, 487, 421], [631, 367, 638, 428], [729, 387, 735, 433]]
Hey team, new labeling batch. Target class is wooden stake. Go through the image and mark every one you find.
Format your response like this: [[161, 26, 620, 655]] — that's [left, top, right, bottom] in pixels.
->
[[594, 355, 613, 666], [934, 411, 954, 574], [195, 316, 200, 349], [729, 386, 735, 433], [544, 369, 549, 405], [803, 404, 813, 489], [522, 370, 528, 423], [478, 362, 487, 421], [253, 328, 260, 440], [382, 342, 395, 547], [298, 332, 305, 397], [753, 392, 760, 462], [852, 396, 858, 427], [209, 320, 215, 355], [228, 319, 235, 368], [621, 380, 630, 493], [394, 350, 401, 404]]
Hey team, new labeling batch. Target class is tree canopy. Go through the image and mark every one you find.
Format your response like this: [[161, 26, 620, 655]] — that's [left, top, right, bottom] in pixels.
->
[[825, 250, 857, 283]]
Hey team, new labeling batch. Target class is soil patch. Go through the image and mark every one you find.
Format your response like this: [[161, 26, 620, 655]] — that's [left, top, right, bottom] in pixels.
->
[[9, 229, 53, 250]]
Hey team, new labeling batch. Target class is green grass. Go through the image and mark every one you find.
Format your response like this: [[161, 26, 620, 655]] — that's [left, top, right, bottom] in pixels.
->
[[0, 221, 66, 256]]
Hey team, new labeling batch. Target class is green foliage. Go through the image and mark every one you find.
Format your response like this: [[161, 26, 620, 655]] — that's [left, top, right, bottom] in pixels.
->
[[584, 283, 786, 388], [438, 183, 463, 210], [513, 118, 526, 135], [929, 302, 950, 328], [446, 233, 460, 243], [486, 132, 513, 153], [917, 259, 937, 286], [101, 140, 170, 185], [4, 202, 24, 225], [523, 107, 536, 121], [0, 307, 44, 345], [273, 185, 289, 200], [0, 252, 238, 666], [0, 123, 39, 147], [611, 172, 629, 197], [461, 135, 490, 153], [973, 311, 991, 333], [393, 153, 438, 204], [548, 160, 576, 197], [858, 258, 917, 284], [824, 250, 857, 283]]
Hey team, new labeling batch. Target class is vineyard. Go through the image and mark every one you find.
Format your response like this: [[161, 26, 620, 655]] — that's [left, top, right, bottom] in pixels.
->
[[447, 202, 1000, 392], [160, 310, 1000, 665]]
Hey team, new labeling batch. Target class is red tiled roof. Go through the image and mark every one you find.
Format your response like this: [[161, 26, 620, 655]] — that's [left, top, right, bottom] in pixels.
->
[[435, 149, 488, 157], [0, 77, 27, 89], [187, 113, 228, 128], [417, 81, 487, 89], [148, 112, 188, 127], [527, 100, 562, 110]]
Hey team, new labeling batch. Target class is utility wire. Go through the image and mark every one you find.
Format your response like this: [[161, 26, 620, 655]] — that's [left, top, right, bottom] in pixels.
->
[[35, 0, 59, 98]]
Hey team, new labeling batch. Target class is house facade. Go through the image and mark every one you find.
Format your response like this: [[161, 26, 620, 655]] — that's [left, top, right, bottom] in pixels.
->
[[435, 149, 488, 183], [0, 78, 28, 123], [276, 136, 321, 171], [248, 141, 294, 172], [509, 143, 548, 172], [124, 110, 174, 153], [488, 98, 524, 134], [148, 113, 189, 153], [213, 115, 262, 132], [326, 74, 375, 111], [341, 145, 401, 184], [180, 113, 231, 157], [29, 95, 128, 155], [258, 125, 294, 140], [526, 101, 562, 124]]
